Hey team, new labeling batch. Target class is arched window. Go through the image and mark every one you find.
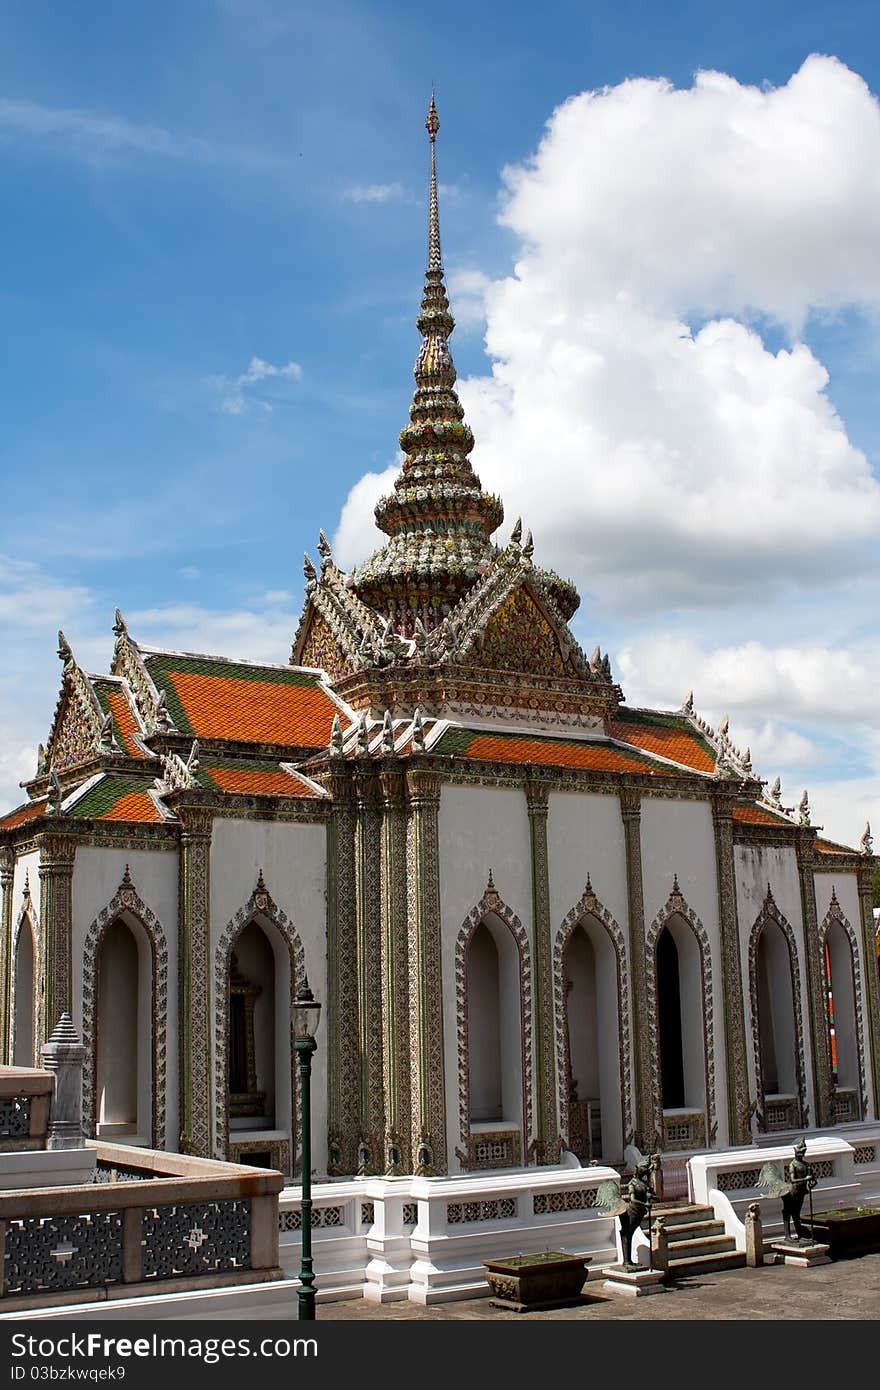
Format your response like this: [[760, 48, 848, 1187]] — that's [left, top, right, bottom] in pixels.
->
[[459, 902, 528, 1169], [825, 921, 858, 1094], [96, 917, 152, 1141], [563, 916, 623, 1162], [13, 918, 36, 1067], [755, 919, 798, 1101], [225, 916, 293, 1163]]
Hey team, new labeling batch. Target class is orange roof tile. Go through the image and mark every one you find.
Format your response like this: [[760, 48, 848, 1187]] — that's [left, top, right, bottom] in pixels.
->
[[105, 687, 143, 757], [206, 765, 321, 798], [0, 799, 46, 832], [164, 670, 337, 746], [815, 839, 855, 856], [733, 805, 793, 827], [610, 718, 716, 774], [99, 790, 162, 823], [461, 733, 678, 775]]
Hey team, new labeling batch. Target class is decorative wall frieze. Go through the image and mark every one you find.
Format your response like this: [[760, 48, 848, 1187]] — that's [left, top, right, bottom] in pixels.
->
[[379, 768, 411, 1172], [747, 888, 809, 1134], [36, 833, 76, 1039], [406, 768, 446, 1174], [325, 773, 359, 1175], [177, 807, 213, 1157], [213, 870, 305, 1174], [525, 780, 558, 1163], [554, 878, 632, 1153], [0, 847, 13, 1064], [81, 867, 168, 1147], [646, 879, 718, 1153], [711, 792, 751, 1144], [855, 866, 880, 1118], [454, 877, 533, 1171]]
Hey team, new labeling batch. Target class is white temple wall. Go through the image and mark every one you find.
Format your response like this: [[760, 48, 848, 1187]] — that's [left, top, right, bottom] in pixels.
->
[[209, 817, 327, 1173], [72, 846, 179, 1147], [437, 784, 533, 1173], [733, 843, 812, 1117], [547, 791, 627, 932]]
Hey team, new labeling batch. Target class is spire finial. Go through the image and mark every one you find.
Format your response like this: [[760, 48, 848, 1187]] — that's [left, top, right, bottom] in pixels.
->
[[426, 92, 442, 275]]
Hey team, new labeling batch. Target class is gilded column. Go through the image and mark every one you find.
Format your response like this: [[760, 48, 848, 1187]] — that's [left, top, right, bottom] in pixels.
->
[[857, 861, 880, 1117], [354, 766, 384, 1171], [177, 806, 213, 1157], [526, 779, 559, 1164], [796, 831, 832, 1128], [406, 767, 446, 1174], [324, 767, 360, 1174], [619, 788, 652, 1147], [710, 791, 751, 1145], [37, 832, 76, 1040], [0, 847, 13, 1063]]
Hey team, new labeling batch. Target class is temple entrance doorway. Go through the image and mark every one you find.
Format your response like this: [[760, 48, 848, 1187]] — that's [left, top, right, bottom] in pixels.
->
[[95, 917, 152, 1142], [13, 919, 35, 1067], [655, 916, 707, 1148]]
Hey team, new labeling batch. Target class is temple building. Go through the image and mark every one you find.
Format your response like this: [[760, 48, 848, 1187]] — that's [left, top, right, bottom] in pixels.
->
[[1, 100, 878, 1184]]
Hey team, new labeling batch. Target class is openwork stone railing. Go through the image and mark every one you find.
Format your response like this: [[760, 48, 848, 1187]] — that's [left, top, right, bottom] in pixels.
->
[[0, 1141, 282, 1309], [0, 1070, 53, 1152]]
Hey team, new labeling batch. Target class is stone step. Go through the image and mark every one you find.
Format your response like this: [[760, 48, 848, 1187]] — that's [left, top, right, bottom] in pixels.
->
[[667, 1250, 746, 1276], [664, 1234, 737, 1260], [664, 1219, 726, 1243], [653, 1205, 715, 1227]]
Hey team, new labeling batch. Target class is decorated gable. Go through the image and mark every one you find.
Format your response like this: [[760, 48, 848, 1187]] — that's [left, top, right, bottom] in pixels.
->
[[297, 608, 352, 686], [469, 585, 573, 678]]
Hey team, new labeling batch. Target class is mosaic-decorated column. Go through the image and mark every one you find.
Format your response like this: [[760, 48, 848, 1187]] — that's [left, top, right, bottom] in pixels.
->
[[380, 766, 411, 1173], [324, 767, 360, 1174], [857, 861, 880, 1117], [0, 847, 13, 1063], [710, 791, 751, 1145], [177, 805, 212, 1157], [526, 778, 559, 1164], [405, 767, 446, 1174], [796, 831, 833, 1128], [37, 832, 77, 1041], [619, 789, 652, 1148], [354, 766, 385, 1171]]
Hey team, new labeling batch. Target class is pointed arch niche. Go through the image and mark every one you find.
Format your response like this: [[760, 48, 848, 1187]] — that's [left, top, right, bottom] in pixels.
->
[[646, 880, 716, 1152], [213, 872, 304, 1177], [455, 876, 533, 1171], [554, 879, 631, 1163], [747, 889, 808, 1133], [819, 890, 867, 1123], [82, 869, 168, 1148], [10, 880, 40, 1067]]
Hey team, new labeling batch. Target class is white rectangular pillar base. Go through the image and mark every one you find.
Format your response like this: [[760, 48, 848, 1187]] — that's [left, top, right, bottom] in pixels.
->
[[602, 1265, 668, 1296], [769, 1240, 831, 1268]]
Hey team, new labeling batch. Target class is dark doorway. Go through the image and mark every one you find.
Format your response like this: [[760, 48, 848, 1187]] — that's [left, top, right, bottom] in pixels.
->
[[657, 927, 685, 1109]]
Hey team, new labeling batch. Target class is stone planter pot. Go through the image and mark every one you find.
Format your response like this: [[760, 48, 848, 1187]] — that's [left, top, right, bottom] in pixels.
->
[[811, 1209, 880, 1259], [483, 1252, 590, 1312]]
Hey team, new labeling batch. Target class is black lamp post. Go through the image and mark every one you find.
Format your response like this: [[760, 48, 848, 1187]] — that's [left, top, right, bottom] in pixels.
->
[[293, 983, 321, 1320]]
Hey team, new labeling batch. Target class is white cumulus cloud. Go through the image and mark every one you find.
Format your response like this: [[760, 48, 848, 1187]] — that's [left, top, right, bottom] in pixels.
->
[[213, 355, 302, 415]]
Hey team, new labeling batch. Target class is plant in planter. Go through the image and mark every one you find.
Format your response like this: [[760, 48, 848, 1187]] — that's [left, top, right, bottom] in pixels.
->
[[483, 1251, 590, 1312], [810, 1207, 880, 1259]]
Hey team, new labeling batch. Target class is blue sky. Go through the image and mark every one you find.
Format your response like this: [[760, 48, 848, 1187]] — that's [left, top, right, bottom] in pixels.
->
[[2, 1, 880, 843]]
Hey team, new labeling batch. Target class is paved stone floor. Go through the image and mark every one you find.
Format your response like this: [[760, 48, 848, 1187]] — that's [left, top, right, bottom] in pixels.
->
[[298, 1252, 880, 1320]]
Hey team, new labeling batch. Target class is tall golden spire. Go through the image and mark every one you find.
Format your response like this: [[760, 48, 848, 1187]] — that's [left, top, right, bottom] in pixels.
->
[[351, 95, 503, 633]]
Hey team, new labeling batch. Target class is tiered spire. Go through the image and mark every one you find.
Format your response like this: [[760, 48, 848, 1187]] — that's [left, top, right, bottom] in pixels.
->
[[353, 95, 503, 634]]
